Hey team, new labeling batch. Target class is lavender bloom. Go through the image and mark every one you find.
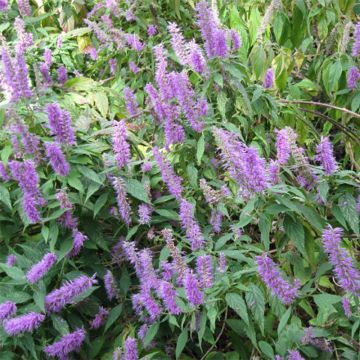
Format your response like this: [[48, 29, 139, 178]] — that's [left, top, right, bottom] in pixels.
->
[[256, 253, 301, 305], [46, 103, 75, 145], [230, 30, 241, 51], [112, 120, 131, 169], [188, 40, 207, 74], [26, 253, 57, 284], [101, 14, 113, 29], [40, 63, 52, 85], [357, 194, 360, 215], [214, 128, 268, 198], [14, 47, 32, 97], [352, 22, 360, 57], [158, 280, 181, 314], [179, 199, 205, 251], [56, 34, 63, 48], [0, 161, 10, 181], [17, 0, 31, 17], [124, 337, 138, 360], [69, 230, 87, 257], [347, 66, 360, 89], [183, 270, 203, 306], [147, 24, 157, 37], [104, 270, 117, 301], [45, 142, 70, 176], [129, 61, 139, 74], [123, 87, 139, 115], [45, 274, 97, 312], [0, 0, 8, 11], [276, 128, 294, 165], [138, 249, 158, 288], [269, 160, 280, 184], [139, 286, 162, 320], [322, 226, 360, 296], [199, 179, 220, 204], [210, 209, 222, 234], [275, 356, 282, 360], [168, 22, 189, 65], [3, 312, 45, 335], [288, 350, 304, 360], [214, 29, 228, 57], [160, 261, 173, 281], [125, 33, 144, 51], [90, 307, 108, 329], [315, 136, 337, 175], [105, 0, 119, 17], [138, 204, 152, 225], [301, 326, 332, 352], [153, 44, 171, 100], [153, 147, 183, 200], [125, 9, 136, 22], [109, 58, 117, 75], [44, 328, 86, 359], [57, 65, 68, 85], [56, 190, 72, 209], [1, 45, 19, 100], [84, 19, 109, 44], [263, 68, 274, 88], [58, 211, 77, 229], [141, 162, 152, 173], [11, 120, 41, 159], [342, 297, 351, 317], [14, 17, 33, 51], [112, 177, 132, 225], [218, 252, 227, 273], [196, 255, 213, 288], [0, 301, 16, 321], [89, 47, 98, 60], [6, 254, 16, 267]]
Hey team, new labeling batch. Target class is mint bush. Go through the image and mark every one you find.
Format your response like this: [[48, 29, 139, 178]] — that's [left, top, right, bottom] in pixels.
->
[[0, 0, 360, 359]]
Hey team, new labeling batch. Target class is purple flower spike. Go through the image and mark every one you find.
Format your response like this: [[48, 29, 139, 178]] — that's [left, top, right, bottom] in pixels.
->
[[45, 142, 70, 176], [288, 350, 305, 360], [112, 120, 131, 169], [230, 30, 241, 51], [347, 66, 360, 89], [147, 24, 157, 37], [196, 255, 213, 288], [263, 68, 274, 88], [57, 65, 68, 85], [6, 254, 16, 267], [138, 204, 152, 225], [256, 253, 301, 305], [168, 22, 189, 66], [183, 270, 203, 306], [112, 177, 132, 225], [44, 328, 86, 359], [3, 312, 45, 335], [104, 270, 118, 301], [352, 22, 360, 57], [315, 136, 337, 175], [158, 280, 181, 315], [69, 230, 87, 257], [124, 337, 139, 360], [90, 306, 108, 329], [342, 297, 351, 317], [123, 87, 139, 116], [26, 253, 57, 284], [0, 301, 16, 321], [45, 274, 97, 312]]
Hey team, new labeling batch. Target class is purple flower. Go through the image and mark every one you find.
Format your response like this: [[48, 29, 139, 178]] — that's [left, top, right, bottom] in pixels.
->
[[109, 58, 117, 75], [44, 328, 86, 359], [14, 17, 33, 51], [168, 22, 189, 66], [183, 270, 203, 306], [58, 211, 77, 229], [357, 195, 360, 215], [210, 209, 222, 234], [11, 120, 41, 159], [160, 261, 173, 281], [124, 337, 138, 360], [56, 190, 72, 209], [123, 87, 139, 116], [322, 226, 360, 296], [276, 127, 294, 165], [256, 253, 301, 305], [196, 255, 213, 288], [315, 136, 337, 175], [112, 177, 132, 225], [188, 40, 207, 74], [0, 0, 8, 11], [104, 270, 117, 301], [43, 48, 52, 66], [158, 280, 181, 314], [141, 162, 152, 173], [89, 47, 98, 60], [45, 274, 97, 312], [45, 142, 70, 176], [3, 312, 45, 335], [218, 252, 227, 273], [17, 0, 31, 17], [14, 47, 32, 97], [26, 253, 57, 284], [214, 128, 268, 198], [125, 9, 136, 22], [153, 147, 183, 200], [288, 350, 304, 360], [147, 24, 157, 37], [0, 301, 16, 321], [263, 68, 274, 88], [179, 199, 205, 251], [90, 306, 108, 329], [69, 230, 87, 257], [269, 160, 280, 185], [6, 254, 16, 266], [230, 30, 241, 51], [57, 65, 68, 85], [46, 103, 75, 146], [138, 249, 158, 288], [129, 61, 139, 74], [84, 19, 109, 44], [0, 161, 10, 181], [101, 14, 113, 28], [342, 297, 351, 317], [112, 120, 131, 169], [138, 204, 152, 225], [347, 66, 360, 89], [199, 179, 220, 204], [214, 29, 228, 57], [125, 33, 144, 51], [352, 22, 360, 57]]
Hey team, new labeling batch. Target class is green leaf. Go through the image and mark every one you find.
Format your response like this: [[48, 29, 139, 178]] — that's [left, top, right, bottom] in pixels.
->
[[0, 184, 12, 210], [0, 264, 25, 281], [277, 306, 292, 335], [125, 179, 151, 204], [225, 293, 249, 326], [338, 194, 359, 235], [154, 209, 179, 220], [258, 341, 274, 359], [78, 166, 104, 185], [245, 285, 265, 335], [93, 193, 108, 217], [217, 92, 228, 119], [176, 328, 188, 359], [259, 214, 271, 251], [94, 91, 109, 117], [196, 134, 205, 165], [144, 322, 159, 348], [284, 215, 306, 257], [104, 304, 123, 332], [51, 315, 70, 336]]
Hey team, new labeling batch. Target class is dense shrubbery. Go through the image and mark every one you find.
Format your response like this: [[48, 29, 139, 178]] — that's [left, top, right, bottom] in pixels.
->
[[0, 0, 360, 359]]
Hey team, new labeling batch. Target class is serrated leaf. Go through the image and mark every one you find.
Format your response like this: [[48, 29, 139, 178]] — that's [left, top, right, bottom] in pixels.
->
[[258, 341, 274, 359], [94, 91, 108, 117], [245, 284, 265, 335], [284, 215, 306, 257], [176, 328, 188, 359], [51, 315, 70, 336], [0, 264, 25, 281], [93, 193, 108, 217], [125, 179, 151, 204], [339, 194, 359, 235], [144, 322, 159, 348], [0, 184, 12, 210], [196, 134, 205, 165], [277, 306, 292, 335], [104, 304, 123, 332], [225, 293, 249, 326]]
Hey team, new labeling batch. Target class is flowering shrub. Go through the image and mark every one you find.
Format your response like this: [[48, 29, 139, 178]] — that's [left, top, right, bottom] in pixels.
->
[[0, 0, 360, 359]]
